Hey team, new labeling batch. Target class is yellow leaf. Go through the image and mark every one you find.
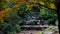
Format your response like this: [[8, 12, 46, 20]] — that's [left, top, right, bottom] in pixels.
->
[[14, 1, 25, 10], [50, 3, 56, 9], [9, 0, 18, 2], [5, 8, 13, 18], [26, 4, 33, 11], [29, 0, 34, 2], [5, 8, 11, 12], [33, 4, 38, 6], [0, 17, 4, 23], [39, 1, 45, 5]]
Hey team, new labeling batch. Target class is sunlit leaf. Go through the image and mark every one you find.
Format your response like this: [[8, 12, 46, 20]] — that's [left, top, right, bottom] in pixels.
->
[[49, 3, 56, 9], [39, 1, 45, 5]]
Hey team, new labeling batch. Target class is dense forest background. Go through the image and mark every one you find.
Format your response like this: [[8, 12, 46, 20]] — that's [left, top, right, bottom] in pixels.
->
[[0, 0, 58, 34]]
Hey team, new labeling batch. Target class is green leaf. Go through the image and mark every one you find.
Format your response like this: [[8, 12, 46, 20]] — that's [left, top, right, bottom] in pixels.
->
[[18, 4, 27, 15], [14, 24, 21, 32], [49, 0, 55, 2], [2, 4, 9, 9], [40, 9, 46, 15]]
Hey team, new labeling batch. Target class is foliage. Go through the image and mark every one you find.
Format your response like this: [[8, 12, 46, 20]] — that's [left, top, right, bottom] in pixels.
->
[[18, 4, 27, 15], [0, 0, 57, 34], [0, 0, 6, 10], [0, 22, 21, 34], [39, 26, 58, 34], [43, 26, 58, 32], [40, 6, 57, 23]]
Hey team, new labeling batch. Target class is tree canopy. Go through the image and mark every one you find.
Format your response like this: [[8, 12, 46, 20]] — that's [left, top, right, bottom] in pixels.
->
[[0, 0, 58, 34]]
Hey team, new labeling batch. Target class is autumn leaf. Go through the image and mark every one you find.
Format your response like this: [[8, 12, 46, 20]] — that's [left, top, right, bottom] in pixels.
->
[[14, 1, 25, 10], [49, 3, 56, 9], [0, 10, 6, 17], [0, 17, 4, 23], [26, 3, 33, 11], [5, 8, 13, 18], [39, 1, 45, 5]]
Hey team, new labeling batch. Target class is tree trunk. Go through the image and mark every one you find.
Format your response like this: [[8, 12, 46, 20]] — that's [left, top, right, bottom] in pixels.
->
[[56, 0, 60, 33]]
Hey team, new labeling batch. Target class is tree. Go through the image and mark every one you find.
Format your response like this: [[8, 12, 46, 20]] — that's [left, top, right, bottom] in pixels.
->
[[0, 0, 57, 34]]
